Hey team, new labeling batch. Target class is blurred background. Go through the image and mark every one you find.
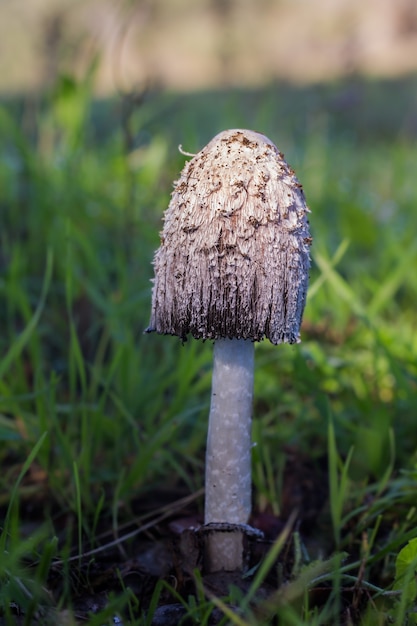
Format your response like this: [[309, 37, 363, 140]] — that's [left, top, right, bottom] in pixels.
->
[[2, 0, 417, 94], [1, 2, 417, 620]]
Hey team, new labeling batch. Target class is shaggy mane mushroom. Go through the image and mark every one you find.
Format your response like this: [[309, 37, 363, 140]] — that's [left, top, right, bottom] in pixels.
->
[[147, 129, 311, 573]]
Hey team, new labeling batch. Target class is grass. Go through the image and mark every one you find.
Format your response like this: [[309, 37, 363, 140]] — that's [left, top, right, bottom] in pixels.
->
[[0, 70, 417, 624]]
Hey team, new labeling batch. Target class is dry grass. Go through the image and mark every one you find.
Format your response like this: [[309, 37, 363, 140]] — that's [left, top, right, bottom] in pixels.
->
[[2, 0, 417, 95]]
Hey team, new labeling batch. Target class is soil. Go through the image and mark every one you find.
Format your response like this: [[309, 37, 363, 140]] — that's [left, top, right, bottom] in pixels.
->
[[1, 452, 333, 625]]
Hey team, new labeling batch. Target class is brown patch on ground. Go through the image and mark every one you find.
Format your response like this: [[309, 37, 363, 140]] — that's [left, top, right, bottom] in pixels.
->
[[2, 450, 331, 624]]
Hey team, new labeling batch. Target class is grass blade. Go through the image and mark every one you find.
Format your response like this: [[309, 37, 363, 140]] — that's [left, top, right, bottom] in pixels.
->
[[0, 250, 53, 380]]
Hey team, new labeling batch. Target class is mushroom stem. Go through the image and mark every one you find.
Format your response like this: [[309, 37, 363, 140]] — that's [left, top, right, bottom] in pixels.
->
[[204, 338, 254, 571]]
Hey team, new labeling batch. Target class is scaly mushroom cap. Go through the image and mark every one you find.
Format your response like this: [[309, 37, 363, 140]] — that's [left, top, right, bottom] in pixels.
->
[[146, 129, 312, 345]]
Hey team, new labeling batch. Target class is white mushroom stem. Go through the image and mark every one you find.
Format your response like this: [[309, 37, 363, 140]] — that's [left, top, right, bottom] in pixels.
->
[[204, 338, 254, 571]]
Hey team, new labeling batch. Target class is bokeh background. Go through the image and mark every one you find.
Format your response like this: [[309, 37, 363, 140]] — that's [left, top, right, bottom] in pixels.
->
[[2, 1, 417, 622], [2, 0, 417, 94]]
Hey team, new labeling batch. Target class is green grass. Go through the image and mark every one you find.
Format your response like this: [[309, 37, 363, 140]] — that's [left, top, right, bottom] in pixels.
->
[[1, 71, 417, 624]]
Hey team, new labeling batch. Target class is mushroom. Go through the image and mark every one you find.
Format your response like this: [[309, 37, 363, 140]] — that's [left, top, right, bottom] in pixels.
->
[[146, 129, 311, 572]]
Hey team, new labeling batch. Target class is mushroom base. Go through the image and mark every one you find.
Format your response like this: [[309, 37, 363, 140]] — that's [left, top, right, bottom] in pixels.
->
[[199, 523, 264, 573]]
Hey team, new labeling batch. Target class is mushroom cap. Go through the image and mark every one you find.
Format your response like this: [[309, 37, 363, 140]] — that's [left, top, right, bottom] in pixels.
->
[[146, 129, 311, 345]]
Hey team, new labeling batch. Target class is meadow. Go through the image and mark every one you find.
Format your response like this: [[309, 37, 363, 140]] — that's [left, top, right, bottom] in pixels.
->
[[0, 72, 417, 624]]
